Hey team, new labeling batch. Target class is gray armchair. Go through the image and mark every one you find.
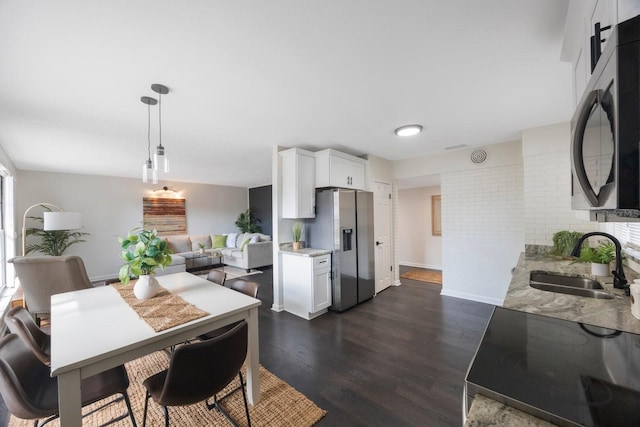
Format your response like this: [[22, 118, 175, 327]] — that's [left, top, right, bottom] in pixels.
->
[[9, 256, 93, 322]]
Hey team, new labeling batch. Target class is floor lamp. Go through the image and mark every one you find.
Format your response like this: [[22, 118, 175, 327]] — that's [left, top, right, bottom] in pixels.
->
[[21, 203, 83, 256]]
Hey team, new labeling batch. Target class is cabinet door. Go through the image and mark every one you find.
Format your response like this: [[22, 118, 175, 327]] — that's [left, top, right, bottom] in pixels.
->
[[313, 268, 331, 312], [281, 150, 315, 218], [331, 155, 366, 190]]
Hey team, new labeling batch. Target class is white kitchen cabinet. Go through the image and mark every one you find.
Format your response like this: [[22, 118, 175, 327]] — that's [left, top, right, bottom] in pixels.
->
[[280, 148, 315, 218], [283, 253, 331, 320], [315, 149, 366, 190]]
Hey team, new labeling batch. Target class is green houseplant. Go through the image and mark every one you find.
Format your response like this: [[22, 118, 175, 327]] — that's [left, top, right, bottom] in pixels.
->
[[573, 241, 616, 276], [292, 222, 303, 250], [235, 209, 262, 233], [548, 230, 586, 258], [118, 227, 172, 299], [25, 208, 89, 256]]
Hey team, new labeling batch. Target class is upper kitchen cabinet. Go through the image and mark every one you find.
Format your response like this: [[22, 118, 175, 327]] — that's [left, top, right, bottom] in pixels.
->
[[315, 149, 366, 190], [281, 148, 316, 219], [563, 0, 640, 107]]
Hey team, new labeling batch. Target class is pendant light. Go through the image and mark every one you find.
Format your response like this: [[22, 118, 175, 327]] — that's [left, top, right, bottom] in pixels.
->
[[151, 83, 170, 173], [141, 96, 158, 184]]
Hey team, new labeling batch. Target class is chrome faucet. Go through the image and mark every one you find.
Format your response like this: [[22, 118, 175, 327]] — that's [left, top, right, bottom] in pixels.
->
[[571, 232, 628, 293]]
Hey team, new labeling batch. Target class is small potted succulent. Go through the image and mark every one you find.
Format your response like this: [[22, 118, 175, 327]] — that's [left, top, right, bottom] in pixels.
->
[[198, 242, 206, 254], [118, 226, 173, 299], [292, 222, 303, 251], [573, 241, 616, 276]]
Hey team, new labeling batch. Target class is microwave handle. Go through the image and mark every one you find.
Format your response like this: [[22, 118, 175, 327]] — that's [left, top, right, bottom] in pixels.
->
[[571, 89, 600, 207]]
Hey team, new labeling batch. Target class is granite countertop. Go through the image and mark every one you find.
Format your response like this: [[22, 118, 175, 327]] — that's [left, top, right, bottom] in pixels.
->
[[465, 395, 557, 427], [503, 252, 640, 334], [467, 252, 640, 426], [279, 246, 332, 257]]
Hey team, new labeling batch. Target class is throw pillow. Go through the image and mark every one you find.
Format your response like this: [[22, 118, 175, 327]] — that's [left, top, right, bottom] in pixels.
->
[[250, 235, 259, 243], [226, 233, 238, 248], [240, 236, 252, 251], [212, 234, 227, 249]]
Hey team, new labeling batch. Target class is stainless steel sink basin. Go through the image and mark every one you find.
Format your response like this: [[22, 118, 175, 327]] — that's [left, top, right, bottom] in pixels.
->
[[529, 270, 614, 299]]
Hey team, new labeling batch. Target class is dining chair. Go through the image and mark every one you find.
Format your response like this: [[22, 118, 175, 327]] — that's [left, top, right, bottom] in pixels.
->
[[4, 306, 51, 366], [9, 255, 93, 324], [142, 321, 251, 427], [0, 333, 137, 427], [206, 269, 226, 286], [198, 280, 259, 341]]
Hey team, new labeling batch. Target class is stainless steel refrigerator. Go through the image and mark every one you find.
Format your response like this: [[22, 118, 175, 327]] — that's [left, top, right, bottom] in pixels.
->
[[306, 188, 375, 312]]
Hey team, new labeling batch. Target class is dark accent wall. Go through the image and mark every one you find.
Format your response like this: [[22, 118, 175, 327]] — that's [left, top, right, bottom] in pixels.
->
[[249, 185, 272, 236]]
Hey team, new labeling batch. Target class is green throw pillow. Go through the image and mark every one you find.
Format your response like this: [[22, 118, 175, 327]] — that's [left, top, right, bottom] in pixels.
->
[[240, 237, 252, 251], [212, 234, 227, 249]]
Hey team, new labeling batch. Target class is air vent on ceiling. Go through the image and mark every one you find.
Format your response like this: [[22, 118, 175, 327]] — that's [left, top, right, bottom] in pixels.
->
[[471, 149, 487, 164]]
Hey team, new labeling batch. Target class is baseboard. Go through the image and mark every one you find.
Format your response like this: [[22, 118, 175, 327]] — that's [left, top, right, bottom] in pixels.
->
[[392, 279, 402, 287], [399, 261, 443, 270], [271, 303, 285, 312], [439, 288, 502, 306]]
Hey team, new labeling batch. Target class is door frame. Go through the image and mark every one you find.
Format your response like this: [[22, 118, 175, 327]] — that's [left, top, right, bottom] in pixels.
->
[[373, 180, 393, 292]]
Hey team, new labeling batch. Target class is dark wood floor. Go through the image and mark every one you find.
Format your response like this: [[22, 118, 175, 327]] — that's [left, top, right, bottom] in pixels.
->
[[258, 265, 494, 426], [0, 266, 494, 426]]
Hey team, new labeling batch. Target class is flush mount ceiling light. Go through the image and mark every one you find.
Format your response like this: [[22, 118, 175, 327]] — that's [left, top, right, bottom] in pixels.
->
[[394, 124, 423, 137]]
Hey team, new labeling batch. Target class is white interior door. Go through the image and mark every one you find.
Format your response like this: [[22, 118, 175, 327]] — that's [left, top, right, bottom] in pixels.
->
[[374, 181, 391, 293]]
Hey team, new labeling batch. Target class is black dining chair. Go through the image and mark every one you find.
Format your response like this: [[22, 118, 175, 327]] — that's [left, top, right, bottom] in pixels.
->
[[4, 306, 51, 366], [198, 280, 259, 341], [142, 320, 251, 427], [0, 333, 137, 427]]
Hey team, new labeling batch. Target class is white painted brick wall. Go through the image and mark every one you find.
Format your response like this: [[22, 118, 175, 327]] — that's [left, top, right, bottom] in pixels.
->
[[522, 123, 597, 245], [440, 163, 525, 305]]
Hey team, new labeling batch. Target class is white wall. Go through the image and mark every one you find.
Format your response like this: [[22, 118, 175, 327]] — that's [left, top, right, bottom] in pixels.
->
[[16, 171, 248, 280], [394, 141, 524, 305], [397, 186, 442, 269], [441, 163, 524, 305], [522, 121, 597, 244]]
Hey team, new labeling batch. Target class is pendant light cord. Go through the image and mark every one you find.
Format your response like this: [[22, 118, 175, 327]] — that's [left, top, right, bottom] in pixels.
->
[[158, 92, 163, 149], [147, 103, 152, 162]]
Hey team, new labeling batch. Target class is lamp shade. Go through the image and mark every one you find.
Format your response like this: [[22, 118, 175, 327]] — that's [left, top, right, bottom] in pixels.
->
[[43, 211, 82, 231]]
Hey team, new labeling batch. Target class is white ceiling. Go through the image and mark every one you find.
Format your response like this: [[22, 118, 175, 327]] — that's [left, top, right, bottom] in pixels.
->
[[0, 0, 572, 188]]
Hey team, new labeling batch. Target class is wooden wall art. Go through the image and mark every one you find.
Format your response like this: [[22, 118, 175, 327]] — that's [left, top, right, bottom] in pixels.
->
[[143, 197, 186, 235]]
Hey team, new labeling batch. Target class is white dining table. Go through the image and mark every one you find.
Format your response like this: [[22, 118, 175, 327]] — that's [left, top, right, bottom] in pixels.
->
[[50, 272, 262, 427]]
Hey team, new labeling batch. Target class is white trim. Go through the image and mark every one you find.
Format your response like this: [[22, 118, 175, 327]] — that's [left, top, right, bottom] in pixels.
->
[[440, 288, 502, 306], [392, 279, 402, 287], [399, 261, 442, 270]]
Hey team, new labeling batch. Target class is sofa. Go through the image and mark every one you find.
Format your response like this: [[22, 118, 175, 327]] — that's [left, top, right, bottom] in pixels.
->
[[163, 233, 273, 272]]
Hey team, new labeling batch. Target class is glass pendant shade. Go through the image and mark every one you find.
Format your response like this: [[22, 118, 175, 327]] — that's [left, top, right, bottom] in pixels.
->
[[142, 158, 153, 183], [154, 145, 169, 173]]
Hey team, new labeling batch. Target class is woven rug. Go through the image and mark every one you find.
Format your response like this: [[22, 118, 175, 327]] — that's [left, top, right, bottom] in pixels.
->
[[9, 351, 326, 427], [197, 265, 263, 281], [400, 269, 442, 285]]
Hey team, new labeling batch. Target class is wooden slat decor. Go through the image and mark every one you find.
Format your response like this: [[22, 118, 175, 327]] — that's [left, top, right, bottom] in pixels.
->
[[143, 197, 186, 235]]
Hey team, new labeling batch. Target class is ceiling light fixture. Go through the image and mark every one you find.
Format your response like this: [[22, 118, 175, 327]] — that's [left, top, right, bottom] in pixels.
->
[[141, 96, 158, 184], [151, 83, 170, 174], [394, 124, 423, 137], [153, 186, 178, 194]]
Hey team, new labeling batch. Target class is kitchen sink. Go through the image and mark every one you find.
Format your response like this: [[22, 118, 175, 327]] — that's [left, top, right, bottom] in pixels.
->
[[529, 270, 614, 299]]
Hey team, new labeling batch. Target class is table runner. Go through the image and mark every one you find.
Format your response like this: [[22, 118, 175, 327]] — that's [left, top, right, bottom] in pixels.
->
[[111, 281, 209, 332]]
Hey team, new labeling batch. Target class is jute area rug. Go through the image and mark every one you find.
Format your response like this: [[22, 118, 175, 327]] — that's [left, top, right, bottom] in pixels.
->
[[9, 351, 326, 427], [197, 265, 263, 281], [400, 269, 442, 285]]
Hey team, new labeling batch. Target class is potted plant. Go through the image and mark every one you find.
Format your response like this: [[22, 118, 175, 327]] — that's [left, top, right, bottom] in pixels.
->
[[573, 241, 616, 276], [198, 242, 206, 254], [118, 226, 173, 299], [548, 230, 586, 259], [292, 222, 303, 250], [235, 209, 262, 233]]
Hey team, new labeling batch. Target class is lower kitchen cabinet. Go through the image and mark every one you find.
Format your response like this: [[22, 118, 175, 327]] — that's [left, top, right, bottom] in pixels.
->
[[283, 253, 331, 320]]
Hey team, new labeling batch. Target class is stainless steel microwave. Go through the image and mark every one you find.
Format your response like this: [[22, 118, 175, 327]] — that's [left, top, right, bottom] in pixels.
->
[[571, 15, 640, 221]]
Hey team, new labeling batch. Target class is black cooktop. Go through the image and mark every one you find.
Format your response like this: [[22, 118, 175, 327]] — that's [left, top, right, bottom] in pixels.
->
[[466, 307, 640, 426]]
